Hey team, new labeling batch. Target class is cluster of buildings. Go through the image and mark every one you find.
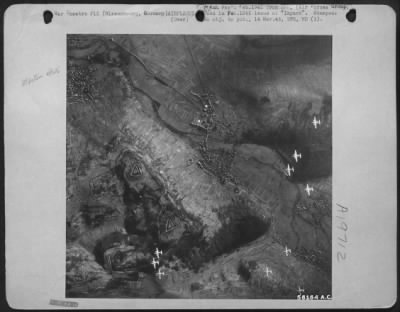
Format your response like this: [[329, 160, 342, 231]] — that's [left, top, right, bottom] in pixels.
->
[[190, 90, 218, 132], [67, 64, 98, 104]]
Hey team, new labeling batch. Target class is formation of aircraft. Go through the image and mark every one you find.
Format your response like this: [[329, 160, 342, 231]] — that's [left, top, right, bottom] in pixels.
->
[[152, 249, 165, 279], [280, 121, 318, 279], [283, 148, 316, 198], [285, 149, 301, 176], [279, 117, 321, 287]]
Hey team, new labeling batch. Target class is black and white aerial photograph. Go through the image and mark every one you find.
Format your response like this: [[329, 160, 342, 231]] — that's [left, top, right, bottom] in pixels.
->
[[66, 35, 332, 299]]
